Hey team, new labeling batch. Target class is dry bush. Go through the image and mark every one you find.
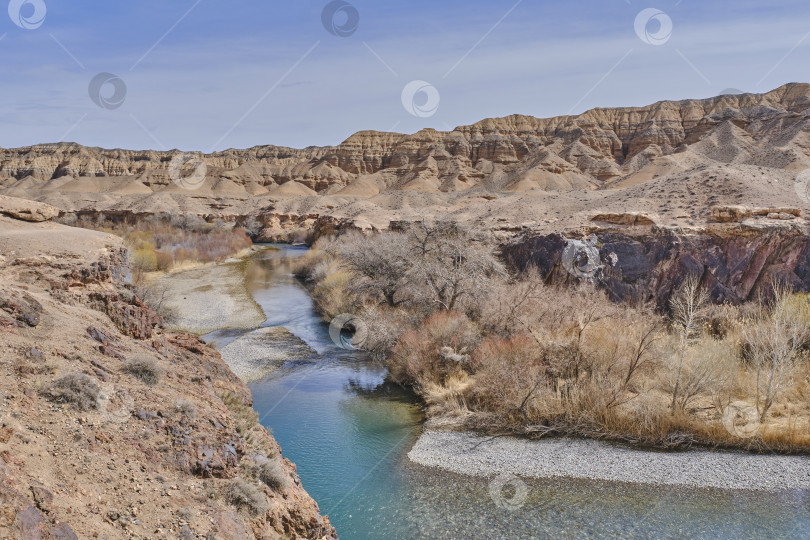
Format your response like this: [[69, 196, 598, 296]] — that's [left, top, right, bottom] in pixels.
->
[[175, 398, 197, 418], [668, 276, 710, 411], [356, 305, 417, 362], [421, 372, 474, 419], [124, 356, 162, 386], [227, 478, 268, 514], [660, 337, 735, 412], [389, 311, 480, 387], [744, 284, 810, 421], [469, 335, 551, 425], [132, 249, 158, 272], [154, 251, 174, 271], [479, 268, 547, 338], [44, 372, 100, 410], [252, 455, 288, 492], [311, 268, 355, 318]]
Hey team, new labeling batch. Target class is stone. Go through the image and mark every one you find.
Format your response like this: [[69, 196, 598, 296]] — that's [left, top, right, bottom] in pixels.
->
[[0, 195, 59, 222]]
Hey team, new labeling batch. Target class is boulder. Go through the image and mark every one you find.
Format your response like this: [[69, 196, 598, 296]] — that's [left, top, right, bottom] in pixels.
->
[[0, 195, 59, 222]]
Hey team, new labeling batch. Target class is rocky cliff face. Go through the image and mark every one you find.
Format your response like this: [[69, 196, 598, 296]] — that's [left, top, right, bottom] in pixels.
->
[[2, 83, 809, 195], [502, 221, 810, 308], [0, 204, 335, 539]]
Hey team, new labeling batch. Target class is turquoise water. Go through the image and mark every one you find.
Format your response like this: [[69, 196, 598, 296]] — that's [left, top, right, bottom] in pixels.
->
[[216, 247, 810, 539]]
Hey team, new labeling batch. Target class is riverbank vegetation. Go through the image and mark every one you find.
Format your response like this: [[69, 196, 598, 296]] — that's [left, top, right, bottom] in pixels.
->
[[296, 221, 810, 452], [58, 212, 254, 275]]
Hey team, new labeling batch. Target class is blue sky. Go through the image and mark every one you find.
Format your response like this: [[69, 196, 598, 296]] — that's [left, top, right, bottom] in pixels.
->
[[1, 0, 809, 151]]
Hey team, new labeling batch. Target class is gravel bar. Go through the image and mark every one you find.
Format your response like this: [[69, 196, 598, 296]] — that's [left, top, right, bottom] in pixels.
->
[[408, 430, 810, 491]]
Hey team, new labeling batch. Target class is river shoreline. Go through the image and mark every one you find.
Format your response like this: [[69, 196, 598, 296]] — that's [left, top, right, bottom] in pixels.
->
[[155, 246, 268, 334], [157, 245, 810, 494], [407, 429, 810, 492]]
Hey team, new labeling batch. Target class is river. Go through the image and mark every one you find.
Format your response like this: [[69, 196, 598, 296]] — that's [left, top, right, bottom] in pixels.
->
[[204, 246, 810, 539]]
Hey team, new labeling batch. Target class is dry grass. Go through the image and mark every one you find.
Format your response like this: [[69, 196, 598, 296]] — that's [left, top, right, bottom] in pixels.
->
[[299, 228, 810, 452], [252, 455, 288, 492], [44, 372, 100, 410], [226, 478, 268, 515], [123, 356, 162, 386]]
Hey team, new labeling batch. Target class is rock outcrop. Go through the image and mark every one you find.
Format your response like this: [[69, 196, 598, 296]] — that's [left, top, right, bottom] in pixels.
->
[[0, 194, 59, 222], [502, 224, 810, 307], [0, 216, 335, 539]]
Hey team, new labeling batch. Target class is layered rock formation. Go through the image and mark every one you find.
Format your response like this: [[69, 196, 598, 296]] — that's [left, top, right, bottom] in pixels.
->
[[1, 83, 809, 197]]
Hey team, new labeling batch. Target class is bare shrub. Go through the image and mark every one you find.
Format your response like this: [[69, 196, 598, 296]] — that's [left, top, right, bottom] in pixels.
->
[[132, 249, 158, 273], [470, 335, 550, 424], [227, 478, 268, 514], [744, 283, 810, 421], [662, 337, 735, 412], [175, 398, 197, 418], [668, 276, 710, 411], [45, 372, 100, 410], [389, 311, 480, 387], [357, 305, 416, 362], [252, 455, 288, 491], [311, 267, 355, 318], [124, 356, 161, 386]]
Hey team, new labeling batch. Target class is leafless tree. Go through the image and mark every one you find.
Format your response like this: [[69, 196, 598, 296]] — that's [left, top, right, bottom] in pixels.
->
[[336, 231, 411, 306], [744, 281, 810, 421], [405, 220, 505, 312], [669, 275, 710, 411]]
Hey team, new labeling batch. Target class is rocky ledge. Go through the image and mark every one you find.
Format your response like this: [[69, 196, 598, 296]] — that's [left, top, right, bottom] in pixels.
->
[[0, 212, 335, 539]]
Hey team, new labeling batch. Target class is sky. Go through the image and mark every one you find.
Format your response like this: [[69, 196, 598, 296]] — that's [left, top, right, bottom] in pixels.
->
[[1, 0, 809, 151]]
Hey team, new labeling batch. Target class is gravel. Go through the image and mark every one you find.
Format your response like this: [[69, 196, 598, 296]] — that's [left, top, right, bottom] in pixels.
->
[[219, 327, 317, 383], [408, 430, 810, 492], [156, 260, 265, 334]]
